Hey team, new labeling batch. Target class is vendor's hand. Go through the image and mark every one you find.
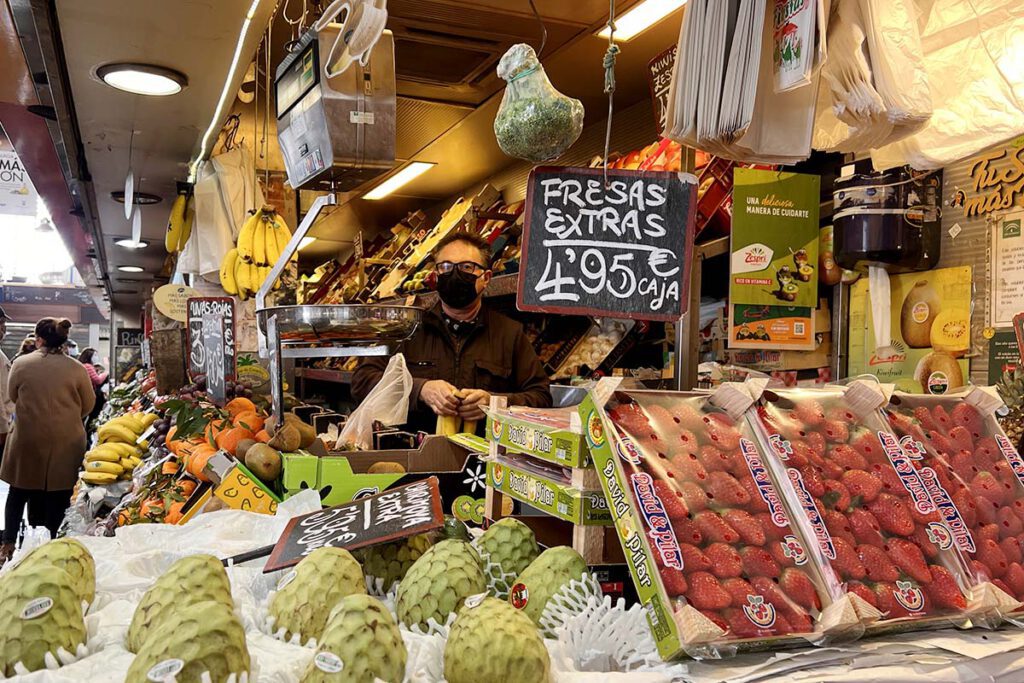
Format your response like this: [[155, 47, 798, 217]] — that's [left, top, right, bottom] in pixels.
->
[[457, 389, 491, 422], [421, 380, 460, 416]]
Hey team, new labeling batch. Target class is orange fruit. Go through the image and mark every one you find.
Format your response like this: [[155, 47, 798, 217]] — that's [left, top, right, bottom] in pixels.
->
[[225, 397, 257, 419], [162, 460, 179, 475], [140, 497, 164, 518], [255, 429, 271, 444], [204, 419, 231, 445], [216, 426, 254, 454], [187, 445, 217, 482], [178, 479, 198, 496], [232, 411, 265, 434], [164, 500, 185, 524]]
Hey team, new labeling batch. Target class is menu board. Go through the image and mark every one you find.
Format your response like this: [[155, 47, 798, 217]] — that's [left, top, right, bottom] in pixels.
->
[[518, 166, 697, 322]]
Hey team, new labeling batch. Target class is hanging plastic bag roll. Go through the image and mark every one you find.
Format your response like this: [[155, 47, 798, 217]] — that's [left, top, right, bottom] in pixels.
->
[[335, 353, 413, 451], [868, 265, 897, 360]]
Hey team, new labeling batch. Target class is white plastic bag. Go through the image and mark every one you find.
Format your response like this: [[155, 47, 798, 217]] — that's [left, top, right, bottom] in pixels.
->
[[335, 353, 412, 450]]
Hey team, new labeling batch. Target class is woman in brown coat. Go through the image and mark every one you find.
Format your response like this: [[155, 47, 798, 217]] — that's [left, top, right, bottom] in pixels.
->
[[0, 318, 94, 561]]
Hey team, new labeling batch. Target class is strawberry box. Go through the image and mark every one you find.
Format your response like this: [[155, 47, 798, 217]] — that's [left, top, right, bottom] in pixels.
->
[[748, 380, 976, 633], [884, 387, 1024, 618], [581, 386, 836, 660]]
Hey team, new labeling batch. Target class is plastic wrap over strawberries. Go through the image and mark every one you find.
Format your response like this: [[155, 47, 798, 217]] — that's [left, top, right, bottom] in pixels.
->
[[604, 389, 834, 654], [885, 388, 1024, 620], [749, 384, 975, 631]]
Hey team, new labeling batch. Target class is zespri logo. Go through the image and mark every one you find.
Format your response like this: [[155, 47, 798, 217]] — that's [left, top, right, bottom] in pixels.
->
[[731, 243, 775, 274]]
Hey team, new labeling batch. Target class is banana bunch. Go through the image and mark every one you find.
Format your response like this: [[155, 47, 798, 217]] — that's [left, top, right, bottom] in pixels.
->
[[220, 206, 293, 299], [82, 441, 144, 484], [97, 412, 158, 446], [164, 190, 195, 253]]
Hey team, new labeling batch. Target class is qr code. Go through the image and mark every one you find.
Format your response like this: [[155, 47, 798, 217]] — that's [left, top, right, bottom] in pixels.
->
[[794, 322, 806, 335], [557, 502, 568, 515]]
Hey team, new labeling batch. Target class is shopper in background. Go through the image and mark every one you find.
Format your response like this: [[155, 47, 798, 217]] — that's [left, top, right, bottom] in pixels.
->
[[16, 334, 35, 359], [65, 338, 79, 358], [79, 347, 109, 424], [353, 232, 551, 433], [0, 307, 14, 463], [0, 318, 94, 562]]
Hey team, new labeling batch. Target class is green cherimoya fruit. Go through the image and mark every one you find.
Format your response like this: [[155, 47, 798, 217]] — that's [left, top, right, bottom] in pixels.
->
[[395, 539, 485, 629], [0, 565, 87, 677], [127, 554, 233, 653], [478, 518, 539, 577], [269, 547, 366, 642], [510, 546, 587, 630], [355, 533, 433, 590], [12, 537, 96, 606], [444, 597, 550, 683], [125, 599, 250, 683], [300, 594, 406, 683]]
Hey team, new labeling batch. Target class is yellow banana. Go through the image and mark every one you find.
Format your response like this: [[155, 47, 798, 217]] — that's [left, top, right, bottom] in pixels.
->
[[250, 263, 262, 293], [235, 255, 252, 296], [119, 457, 134, 470], [100, 442, 140, 458], [81, 471, 118, 485], [265, 216, 283, 265], [273, 219, 298, 263], [237, 209, 260, 263], [140, 413, 158, 428], [253, 215, 268, 266], [85, 460, 124, 475], [110, 414, 144, 433], [220, 248, 239, 295], [85, 448, 121, 463], [178, 195, 194, 251], [128, 455, 143, 468], [98, 424, 138, 444], [164, 193, 187, 253]]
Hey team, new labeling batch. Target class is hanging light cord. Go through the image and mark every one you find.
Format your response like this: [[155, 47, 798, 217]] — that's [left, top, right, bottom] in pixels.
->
[[527, 0, 548, 57], [602, 0, 619, 187]]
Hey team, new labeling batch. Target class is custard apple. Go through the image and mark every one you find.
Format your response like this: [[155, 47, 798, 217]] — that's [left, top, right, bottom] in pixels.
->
[[0, 565, 87, 677], [510, 546, 587, 630], [444, 596, 550, 683], [12, 538, 95, 606], [127, 554, 234, 653], [355, 533, 433, 591], [126, 599, 250, 683], [395, 539, 485, 628], [269, 546, 366, 642], [300, 594, 406, 683], [478, 518, 539, 577]]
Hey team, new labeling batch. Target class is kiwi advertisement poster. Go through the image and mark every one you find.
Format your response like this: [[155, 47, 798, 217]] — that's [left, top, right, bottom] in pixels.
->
[[848, 265, 972, 394], [729, 168, 820, 308], [727, 303, 816, 350]]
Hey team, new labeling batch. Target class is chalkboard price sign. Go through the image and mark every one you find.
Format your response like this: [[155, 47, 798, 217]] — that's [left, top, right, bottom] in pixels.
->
[[264, 477, 444, 572], [648, 46, 677, 137], [518, 166, 697, 322], [186, 297, 235, 394], [117, 328, 144, 347]]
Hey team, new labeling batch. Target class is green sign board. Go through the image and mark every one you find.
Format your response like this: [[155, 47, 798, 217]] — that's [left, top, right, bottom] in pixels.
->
[[989, 329, 1021, 385]]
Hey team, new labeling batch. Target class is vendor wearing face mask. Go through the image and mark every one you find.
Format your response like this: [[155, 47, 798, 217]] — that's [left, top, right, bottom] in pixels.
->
[[353, 232, 551, 432]]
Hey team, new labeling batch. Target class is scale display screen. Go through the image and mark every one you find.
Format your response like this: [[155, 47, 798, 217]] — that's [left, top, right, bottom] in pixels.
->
[[276, 41, 318, 119]]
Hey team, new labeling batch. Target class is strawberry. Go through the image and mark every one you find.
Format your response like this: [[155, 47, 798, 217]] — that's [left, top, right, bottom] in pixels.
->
[[697, 609, 729, 631], [677, 480, 709, 514], [821, 459, 845, 481], [872, 582, 896, 615], [704, 413, 741, 451], [977, 496, 1001, 526], [999, 506, 1024, 536], [686, 572, 731, 610], [842, 469, 883, 502], [722, 607, 778, 638], [886, 538, 932, 584], [927, 430, 956, 457], [793, 401, 826, 427], [977, 538, 1010, 578], [868, 494, 915, 536], [769, 541, 796, 568], [822, 509, 856, 546], [1014, 504, 1024, 526], [950, 450, 980, 483], [800, 467, 826, 498], [948, 425, 974, 454], [926, 565, 967, 610], [652, 480, 690, 521], [739, 475, 770, 512], [823, 420, 850, 443], [910, 504, 941, 526], [971, 472, 1007, 506], [680, 543, 713, 573], [913, 406, 941, 432], [952, 489, 978, 527], [912, 525, 940, 560], [846, 581, 878, 608], [829, 444, 868, 472], [993, 578, 1014, 597], [869, 462, 907, 497], [674, 429, 701, 456], [705, 542, 744, 578], [697, 444, 733, 473], [724, 509, 766, 546], [786, 440, 813, 468], [857, 544, 900, 582], [1002, 536, 1024, 566], [951, 403, 984, 437], [739, 546, 781, 578], [722, 577, 758, 607], [694, 510, 739, 544], [826, 406, 856, 422], [778, 568, 822, 611], [821, 480, 852, 512], [1003, 562, 1024, 597], [971, 560, 993, 581], [977, 524, 1001, 543], [609, 403, 651, 436], [831, 537, 867, 579], [851, 430, 888, 466], [672, 403, 708, 432], [660, 566, 689, 596], [975, 437, 1000, 462], [805, 431, 827, 458], [932, 405, 953, 433], [756, 512, 788, 541], [848, 507, 886, 548], [671, 516, 704, 545], [669, 452, 708, 483], [990, 460, 1018, 487], [706, 471, 751, 507]]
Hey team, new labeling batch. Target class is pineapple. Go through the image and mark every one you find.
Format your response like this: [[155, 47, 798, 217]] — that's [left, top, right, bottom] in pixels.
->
[[996, 367, 1024, 446]]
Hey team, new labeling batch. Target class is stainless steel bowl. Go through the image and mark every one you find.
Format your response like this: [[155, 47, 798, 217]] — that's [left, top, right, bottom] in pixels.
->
[[256, 305, 423, 345]]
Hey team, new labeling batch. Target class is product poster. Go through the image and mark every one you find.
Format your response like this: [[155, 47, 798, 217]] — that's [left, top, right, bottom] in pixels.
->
[[0, 148, 38, 216], [730, 168, 819, 308], [848, 266, 971, 394], [991, 212, 1024, 327], [728, 303, 815, 350], [988, 329, 1020, 385]]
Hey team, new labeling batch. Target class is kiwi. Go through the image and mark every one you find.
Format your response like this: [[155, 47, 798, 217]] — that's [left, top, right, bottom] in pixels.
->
[[268, 423, 301, 452], [914, 351, 964, 395], [245, 443, 282, 482], [235, 438, 257, 461], [367, 461, 406, 474], [930, 309, 970, 357], [900, 280, 939, 348]]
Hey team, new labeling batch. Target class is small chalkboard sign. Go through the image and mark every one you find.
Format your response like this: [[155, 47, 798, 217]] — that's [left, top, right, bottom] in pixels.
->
[[186, 297, 235, 397], [264, 477, 444, 573], [117, 328, 144, 347], [648, 45, 677, 137], [518, 166, 697, 322]]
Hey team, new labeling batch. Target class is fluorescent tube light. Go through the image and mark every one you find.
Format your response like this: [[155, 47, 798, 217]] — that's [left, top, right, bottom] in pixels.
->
[[363, 162, 436, 200], [597, 0, 687, 41]]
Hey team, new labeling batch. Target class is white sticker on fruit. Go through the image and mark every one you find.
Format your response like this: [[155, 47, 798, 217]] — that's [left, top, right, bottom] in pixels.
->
[[464, 592, 487, 609], [277, 570, 297, 591], [20, 597, 53, 620], [147, 658, 185, 682], [314, 652, 344, 673]]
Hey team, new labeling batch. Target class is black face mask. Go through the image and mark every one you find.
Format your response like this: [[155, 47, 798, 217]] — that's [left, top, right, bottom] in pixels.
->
[[436, 269, 481, 309]]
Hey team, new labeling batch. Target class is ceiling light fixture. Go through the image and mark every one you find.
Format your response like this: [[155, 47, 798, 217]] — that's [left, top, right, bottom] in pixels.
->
[[117, 265, 144, 273], [97, 63, 188, 96], [188, 0, 268, 182], [298, 237, 316, 250], [597, 0, 687, 41], [363, 162, 436, 200], [115, 239, 149, 249]]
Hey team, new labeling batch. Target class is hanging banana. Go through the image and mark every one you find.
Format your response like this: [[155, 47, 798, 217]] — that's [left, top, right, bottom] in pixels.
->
[[164, 193, 187, 253], [178, 195, 194, 251], [219, 248, 239, 295], [237, 209, 261, 263]]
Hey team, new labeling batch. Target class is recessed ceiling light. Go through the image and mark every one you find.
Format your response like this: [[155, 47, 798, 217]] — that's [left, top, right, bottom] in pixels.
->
[[111, 191, 162, 205], [116, 239, 149, 249], [117, 265, 144, 273], [97, 63, 188, 96], [597, 0, 687, 41], [364, 162, 436, 200]]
